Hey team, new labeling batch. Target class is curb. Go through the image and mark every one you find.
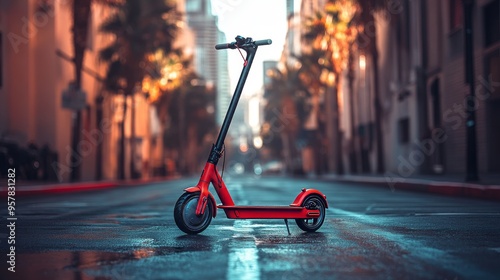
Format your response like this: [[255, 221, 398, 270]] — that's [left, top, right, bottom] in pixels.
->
[[4, 175, 500, 201], [1, 176, 180, 197], [323, 175, 500, 201]]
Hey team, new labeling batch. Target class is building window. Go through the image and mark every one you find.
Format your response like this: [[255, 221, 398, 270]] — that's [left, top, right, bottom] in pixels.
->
[[484, 0, 500, 47], [398, 118, 410, 144], [449, 0, 463, 32], [485, 50, 500, 99]]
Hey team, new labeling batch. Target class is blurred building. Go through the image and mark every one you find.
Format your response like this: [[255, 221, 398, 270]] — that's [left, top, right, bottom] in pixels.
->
[[185, 0, 230, 126], [247, 60, 277, 135], [279, 0, 326, 66], [263, 61, 279, 88], [0, 0, 195, 182], [0, 0, 115, 182], [217, 30, 231, 125], [275, 0, 326, 174], [350, 0, 500, 177], [277, 0, 500, 178]]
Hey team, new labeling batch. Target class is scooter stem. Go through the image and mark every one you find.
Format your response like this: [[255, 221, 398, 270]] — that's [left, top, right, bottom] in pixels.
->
[[207, 44, 258, 165]]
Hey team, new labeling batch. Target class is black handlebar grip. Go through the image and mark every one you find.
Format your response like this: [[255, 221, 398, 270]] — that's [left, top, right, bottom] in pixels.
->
[[215, 39, 272, 50], [254, 39, 272, 46], [215, 43, 231, 50]]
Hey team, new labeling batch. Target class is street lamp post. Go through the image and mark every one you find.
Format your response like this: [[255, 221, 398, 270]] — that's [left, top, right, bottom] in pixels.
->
[[95, 94, 104, 180]]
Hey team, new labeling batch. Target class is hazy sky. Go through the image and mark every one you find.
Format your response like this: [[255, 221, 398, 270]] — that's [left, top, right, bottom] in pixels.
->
[[212, 0, 287, 95]]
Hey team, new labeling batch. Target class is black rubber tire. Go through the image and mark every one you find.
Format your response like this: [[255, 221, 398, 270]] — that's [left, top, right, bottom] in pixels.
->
[[174, 192, 213, 234], [295, 195, 326, 232]]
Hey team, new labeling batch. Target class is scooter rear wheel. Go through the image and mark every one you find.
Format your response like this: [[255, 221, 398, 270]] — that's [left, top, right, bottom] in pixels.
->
[[174, 192, 213, 234], [295, 195, 326, 232]]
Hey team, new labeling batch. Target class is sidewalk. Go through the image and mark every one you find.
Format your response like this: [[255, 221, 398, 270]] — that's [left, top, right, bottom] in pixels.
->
[[2, 176, 180, 197], [321, 173, 500, 201]]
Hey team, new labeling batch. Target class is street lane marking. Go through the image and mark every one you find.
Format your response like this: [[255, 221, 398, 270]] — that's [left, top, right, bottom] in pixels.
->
[[226, 183, 260, 280], [227, 220, 260, 280], [364, 204, 500, 216], [226, 184, 260, 280], [329, 207, 494, 279]]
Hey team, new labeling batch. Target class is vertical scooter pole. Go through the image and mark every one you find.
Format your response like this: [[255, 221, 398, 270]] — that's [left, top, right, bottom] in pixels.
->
[[194, 37, 272, 215], [207, 43, 258, 165]]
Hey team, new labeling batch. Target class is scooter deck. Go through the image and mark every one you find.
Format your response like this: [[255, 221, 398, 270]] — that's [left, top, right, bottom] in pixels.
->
[[218, 205, 320, 219]]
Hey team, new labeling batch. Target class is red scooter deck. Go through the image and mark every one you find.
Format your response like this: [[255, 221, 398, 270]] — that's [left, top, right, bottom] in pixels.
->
[[218, 205, 321, 219]]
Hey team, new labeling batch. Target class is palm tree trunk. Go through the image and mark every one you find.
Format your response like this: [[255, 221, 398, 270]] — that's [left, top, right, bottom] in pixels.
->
[[325, 85, 335, 173], [70, 0, 91, 182], [95, 94, 104, 180], [371, 37, 385, 174], [333, 83, 344, 175], [348, 52, 358, 174], [118, 97, 127, 180], [356, 0, 386, 174], [281, 133, 291, 173], [325, 83, 344, 175], [129, 94, 139, 179]]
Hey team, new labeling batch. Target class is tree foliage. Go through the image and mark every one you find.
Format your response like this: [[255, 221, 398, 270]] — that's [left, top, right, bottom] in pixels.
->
[[99, 0, 182, 96]]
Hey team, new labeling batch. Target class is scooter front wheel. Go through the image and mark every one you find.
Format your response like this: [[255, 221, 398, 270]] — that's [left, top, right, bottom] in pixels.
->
[[295, 194, 326, 232], [174, 192, 213, 234]]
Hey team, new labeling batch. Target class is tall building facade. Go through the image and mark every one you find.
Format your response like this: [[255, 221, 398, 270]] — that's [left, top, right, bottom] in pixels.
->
[[0, 0, 115, 182], [217, 30, 231, 125], [185, 0, 230, 126], [279, 0, 500, 178], [363, 0, 500, 177]]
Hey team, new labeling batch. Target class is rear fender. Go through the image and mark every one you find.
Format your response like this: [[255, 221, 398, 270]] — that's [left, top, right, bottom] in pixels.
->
[[290, 188, 329, 208], [184, 187, 217, 218]]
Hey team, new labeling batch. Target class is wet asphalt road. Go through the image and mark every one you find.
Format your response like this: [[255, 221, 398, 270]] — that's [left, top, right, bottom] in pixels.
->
[[1, 175, 500, 280]]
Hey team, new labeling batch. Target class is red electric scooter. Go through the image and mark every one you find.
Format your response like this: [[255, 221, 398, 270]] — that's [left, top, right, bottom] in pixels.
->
[[173, 36, 328, 235]]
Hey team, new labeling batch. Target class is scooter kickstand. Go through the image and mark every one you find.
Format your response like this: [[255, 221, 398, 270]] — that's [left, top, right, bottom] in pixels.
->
[[284, 219, 291, 235]]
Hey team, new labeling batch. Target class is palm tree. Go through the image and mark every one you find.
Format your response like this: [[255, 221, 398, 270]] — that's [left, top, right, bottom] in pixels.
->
[[302, 0, 358, 175], [99, 0, 181, 179], [142, 49, 191, 104], [146, 51, 199, 175], [295, 49, 330, 174]]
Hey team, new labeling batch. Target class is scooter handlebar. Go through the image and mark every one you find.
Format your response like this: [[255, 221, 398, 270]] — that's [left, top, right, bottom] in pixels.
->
[[254, 39, 272, 46], [215, 38, 272, 50], [215, 42, 235, 50]]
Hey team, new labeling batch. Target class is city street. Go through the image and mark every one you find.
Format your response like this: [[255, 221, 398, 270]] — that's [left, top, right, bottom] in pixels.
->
[[2, 175, 500, 280]]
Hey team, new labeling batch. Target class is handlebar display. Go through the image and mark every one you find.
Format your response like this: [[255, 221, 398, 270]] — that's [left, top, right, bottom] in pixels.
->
[[215, 36, 272, 50]]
